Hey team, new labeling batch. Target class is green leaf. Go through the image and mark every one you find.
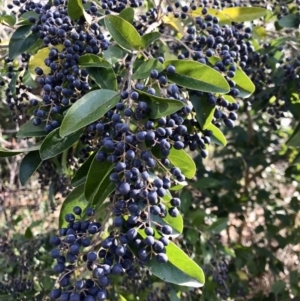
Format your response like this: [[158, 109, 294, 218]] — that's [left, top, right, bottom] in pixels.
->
[[24, 227, 34, 239], [190, 8, 231, 25], [222, 95, 236, 103], [170, 184, 186, 191], [0, 13, 16, 26], [28, 45, 65, 77], [208, 218, 228, 233], [84, 155, 114, 202], [19, 151, 42, 186], [191, 177, 221, 189], [67, 0, 92, 24], [170, 289, 181, 301], [104, 15, 141, 51], [59, 184, 88, 228], [8, 72, 19, 97], [9, 25, 38, 60], [223, 246, 236, 258], [144, 239, 205, 287], [287, 122, 300, 147], [17, 11, 39, 25], [278, 14, 299, 28], [87, 67, 117, 90], [60, 89, 119, 137], [17, 120, 46, 138], [292, 152, 300, 165], [151, 204, 183, 237], [190, 93, 215, 130], [119, 7, 134, 23], [22, 70, 37, 88], [78, 54, 111, 68], [168, 148, 196, 179], [103, 45, 124, 65], [93, 180, 115, 209], [132, 58, 164, 80], [271, 280, 286, 294], [252, 26, 267, 40], [134, 89, 185, 119], [119, 295, 127, 301], [0, 143, 41, 157], [205, 123, 227, 146], [164, 60, 229, 94], [233, 67, 255, 98], [71, 153, 96, 187], [141, 32, 161, 49], [221, 7, 268, 23], [40, 128, 83, 160]]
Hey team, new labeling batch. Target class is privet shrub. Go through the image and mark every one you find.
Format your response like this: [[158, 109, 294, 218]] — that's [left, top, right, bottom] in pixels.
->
[[0, 0, 299, 300]]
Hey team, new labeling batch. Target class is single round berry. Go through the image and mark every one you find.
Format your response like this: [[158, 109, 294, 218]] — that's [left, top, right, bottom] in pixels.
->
[[73, 206, 82, 215], [166, 65, 176, 74], [156, 253, 168, 263], [87, 251, 97, 262]]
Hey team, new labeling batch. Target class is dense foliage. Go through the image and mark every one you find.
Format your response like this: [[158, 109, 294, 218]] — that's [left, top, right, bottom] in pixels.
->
[[0, 0, 299, 300]]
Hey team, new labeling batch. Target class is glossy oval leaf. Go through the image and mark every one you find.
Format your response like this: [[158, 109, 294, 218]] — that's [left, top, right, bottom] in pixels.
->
[[190, 93, 215, 130], [87, 67, 117, 90], [84, 155, 114, 202], [189, 8, 231, 24], [150, 204, 183, 237], [103, 45, 124, 65], [119, 295, 127, 301], [19, 151, 42, 186], [8, 72, 19, 97], [119, 7, 134, 23], [60, 89, 119, 137], [134, 89, 185, 119], [278, 14, 299, 28], [17, 119, 46, 138], [59, 184, 88, 228], [168, 148, 196, 179], [162, 15, 184, 38], [40, 128, 83, 160], [29, 47, 54, 78], [0, 13, 16, 26], [0, 143, 41, 157], [233, 67, 255, 98], [71, 152, 96, 187], [78, 54, 111, 68], [206, 123, 227, 146], [67, 0, 92, 24], [93, 179, 115, 209], [104, 15, 141, 51], [145, 239, 205, 287], [22, 70, 38, 88], [132, 58, 164, 80], [222, 95, 236, 103], [164, 60, 230, 94], [17, 11, 39, 25], [208, 217, 228, 233], [9, 25, 38, 59], [141, 32, 161, 49], [222, 7, 268, 23], [287, 122, 300, 147]]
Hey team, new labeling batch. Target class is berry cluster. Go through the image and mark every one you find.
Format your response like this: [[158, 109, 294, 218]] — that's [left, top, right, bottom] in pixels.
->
[[210, 258, 230, 299], [37, 151, 78, 197], [49, 205, 170, 300], [3, 55, 32, 121], [0, 235, 46, 300]]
